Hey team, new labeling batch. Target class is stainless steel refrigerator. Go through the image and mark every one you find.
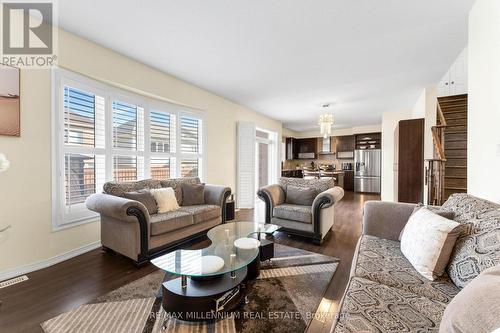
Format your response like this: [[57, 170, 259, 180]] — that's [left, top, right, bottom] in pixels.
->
[[354, 149, 381, 193]]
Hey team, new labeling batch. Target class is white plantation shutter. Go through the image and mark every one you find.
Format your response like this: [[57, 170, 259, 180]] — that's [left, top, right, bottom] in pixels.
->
[[60, 85, 106, 223], [53, 69, 206, 228], [237, 121, 256, 208], [179, 115, 203, 178]]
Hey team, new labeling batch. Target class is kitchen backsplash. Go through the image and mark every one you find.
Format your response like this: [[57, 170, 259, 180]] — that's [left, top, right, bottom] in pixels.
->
[[283, 155, 354, 170]]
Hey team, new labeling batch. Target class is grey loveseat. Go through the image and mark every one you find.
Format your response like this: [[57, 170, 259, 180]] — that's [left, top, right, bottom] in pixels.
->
[[86, 177, 230, 265], [331, 193, 500, 332], [257, 177, 344, 244]]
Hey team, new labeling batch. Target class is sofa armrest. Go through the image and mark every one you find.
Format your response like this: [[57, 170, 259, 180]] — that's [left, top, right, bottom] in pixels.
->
[[204, 184, 231, 207], [312, 186, 345, 211], [362, 201, 417, 241], [257, 184, 285, 207], [85, 193, 150, 224], [257, 184, 285, 224]]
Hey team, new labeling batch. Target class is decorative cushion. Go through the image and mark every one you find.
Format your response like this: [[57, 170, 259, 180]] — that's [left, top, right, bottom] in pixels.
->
[[398, 204, 456, 241], [439, 264, 500, 333], [273, 204, 312, 223], [149, 210, 193, 235], [333, 277, 447, 333], [278, 177, 333, 195], [400, 208, 462, 280], [160, 177, 201, 205], [285, 185, 316, 206], [354, 235, 460, 303], [123, 189, 158, 215], [181, 183, 205, 206], [150, 187, 180, 213], [442, 194, 500, 288], [179, 204, 220, 223], [103, 179, 161, 197]]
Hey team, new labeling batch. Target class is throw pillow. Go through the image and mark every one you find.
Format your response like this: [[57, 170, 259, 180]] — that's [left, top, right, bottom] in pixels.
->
[[285, 185, 316, 206], [181, 183, 205, 206], [123, 189, 158, 215], [150, 187, 180, 213], [400, 207, 462, 280], [398, 204, 455, 241], [439, 264, 500, 333]]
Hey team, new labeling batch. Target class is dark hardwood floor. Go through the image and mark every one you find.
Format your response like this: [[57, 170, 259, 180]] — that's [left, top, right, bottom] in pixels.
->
[[0, 191, 379, 333]]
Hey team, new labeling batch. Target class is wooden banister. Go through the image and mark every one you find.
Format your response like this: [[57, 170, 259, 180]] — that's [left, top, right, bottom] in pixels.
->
[[437, 101, 447, 126]]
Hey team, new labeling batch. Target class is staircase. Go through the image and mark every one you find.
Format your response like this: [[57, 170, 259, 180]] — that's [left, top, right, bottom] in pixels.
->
[[439, 94, 468, 200], [426, 94, 468, 205]]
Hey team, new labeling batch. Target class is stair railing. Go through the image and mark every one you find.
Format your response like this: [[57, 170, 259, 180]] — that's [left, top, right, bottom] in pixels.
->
[[425, 100, 447, 205]]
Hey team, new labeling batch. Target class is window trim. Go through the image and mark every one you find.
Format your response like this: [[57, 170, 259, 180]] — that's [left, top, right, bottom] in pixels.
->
[[51, 68, 206, 231]]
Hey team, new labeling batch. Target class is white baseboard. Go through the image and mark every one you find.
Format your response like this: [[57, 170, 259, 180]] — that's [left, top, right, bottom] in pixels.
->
[[0, 241, 101, 282]]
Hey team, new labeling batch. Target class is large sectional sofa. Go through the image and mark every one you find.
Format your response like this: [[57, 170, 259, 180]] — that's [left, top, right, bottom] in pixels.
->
[[332, 193, 500, 332], [86, 177, 231, 265]]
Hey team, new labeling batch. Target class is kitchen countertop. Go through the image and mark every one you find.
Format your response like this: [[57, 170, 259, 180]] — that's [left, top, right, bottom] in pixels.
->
[[281, 169, 347, 174]]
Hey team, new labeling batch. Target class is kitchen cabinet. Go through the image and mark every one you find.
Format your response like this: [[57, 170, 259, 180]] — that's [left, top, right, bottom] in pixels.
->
[[285, 137, 296, 160], [344, 170, 354, 191], [397, 119, 424, 203], [355, 133, 381, 150], [296, 138, 318, 158], [336, 135, 355, 159]]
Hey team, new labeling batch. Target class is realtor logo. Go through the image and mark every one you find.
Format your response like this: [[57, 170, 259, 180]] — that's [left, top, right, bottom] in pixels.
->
[[1, 1, 57, 67]]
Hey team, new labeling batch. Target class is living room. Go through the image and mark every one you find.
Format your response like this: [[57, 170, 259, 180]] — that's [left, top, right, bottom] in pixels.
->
[[0, 1, 499, 332]]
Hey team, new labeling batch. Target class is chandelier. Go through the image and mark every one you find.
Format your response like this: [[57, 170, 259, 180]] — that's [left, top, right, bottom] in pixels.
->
[[318, 113, 334, 138]]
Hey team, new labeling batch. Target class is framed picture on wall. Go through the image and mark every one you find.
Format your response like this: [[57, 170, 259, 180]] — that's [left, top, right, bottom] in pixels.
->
[[0, 63, 20, 136]]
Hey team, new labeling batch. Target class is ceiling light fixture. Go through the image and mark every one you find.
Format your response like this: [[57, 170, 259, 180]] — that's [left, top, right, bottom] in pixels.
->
[[318, 113, 334, 138]]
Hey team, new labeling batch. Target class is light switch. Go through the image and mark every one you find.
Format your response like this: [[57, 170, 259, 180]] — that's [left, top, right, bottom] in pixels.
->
[[497, 144, 500, 157]]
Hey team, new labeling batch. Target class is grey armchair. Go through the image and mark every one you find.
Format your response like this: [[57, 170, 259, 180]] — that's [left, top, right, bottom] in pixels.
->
[[257, 177, 344, 244]]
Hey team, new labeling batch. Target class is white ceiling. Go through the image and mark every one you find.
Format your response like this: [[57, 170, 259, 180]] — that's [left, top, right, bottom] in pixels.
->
[[58, 0, 475, 132]]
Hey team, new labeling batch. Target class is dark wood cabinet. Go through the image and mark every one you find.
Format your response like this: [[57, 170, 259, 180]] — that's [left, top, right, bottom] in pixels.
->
[[285, 137, 296, 160], [355, 133, 381, 150], [397, 119, 424, 203], [344, 171, 354, 191], [296, 138, 318, 153], [336, 135, 355, 152]]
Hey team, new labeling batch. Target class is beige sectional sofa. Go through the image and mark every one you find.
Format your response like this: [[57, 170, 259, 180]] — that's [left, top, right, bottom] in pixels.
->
[[86, 177, 230, 265], [332, 193, 500, 332]]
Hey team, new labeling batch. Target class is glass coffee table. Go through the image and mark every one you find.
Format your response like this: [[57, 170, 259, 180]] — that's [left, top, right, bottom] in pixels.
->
[[151, 222, 280, 322]]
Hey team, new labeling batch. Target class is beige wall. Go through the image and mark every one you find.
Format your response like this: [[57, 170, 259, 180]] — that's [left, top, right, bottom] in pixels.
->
[[380, 110, 413, 201], [468, 0, 500, 203], [283, 124, 381, 139], [0, 29, 281, 275]]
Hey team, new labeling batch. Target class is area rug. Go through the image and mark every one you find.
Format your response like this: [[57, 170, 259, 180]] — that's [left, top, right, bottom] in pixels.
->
[[41, 244, 339, 333]]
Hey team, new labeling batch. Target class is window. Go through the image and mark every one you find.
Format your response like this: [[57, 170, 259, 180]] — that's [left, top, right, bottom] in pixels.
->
[[53, 69, 205, 229]]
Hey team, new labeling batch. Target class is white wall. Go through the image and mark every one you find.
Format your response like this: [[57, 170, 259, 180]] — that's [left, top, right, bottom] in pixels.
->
[[380, 110, 413, 201], [0, 29, 282, 276], [468, 0, 500, 203]]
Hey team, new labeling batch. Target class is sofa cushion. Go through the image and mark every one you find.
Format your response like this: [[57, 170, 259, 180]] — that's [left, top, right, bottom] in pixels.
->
[[285, 185, 316, 206], [123, 189, 158, 215], [150, 210, 193, 236], [353, 235, 460, 303], [278, 177, 333, 195], [400, 208, 462, 280], [179, 205, 220, 224], [160, 177, 201, 205], [273, 204, 312, 223], [150, 188, 180, 213], [398, 204, 455, 241], [181, 183, 205, 206], [333, 277, 446, 333], [103, 179, 161, 197], [439, 264, 500, 333], [441, 193, 500, 288]]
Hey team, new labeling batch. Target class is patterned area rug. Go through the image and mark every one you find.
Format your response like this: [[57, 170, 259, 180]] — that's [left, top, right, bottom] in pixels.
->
[[41, 244, 339, 333]]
